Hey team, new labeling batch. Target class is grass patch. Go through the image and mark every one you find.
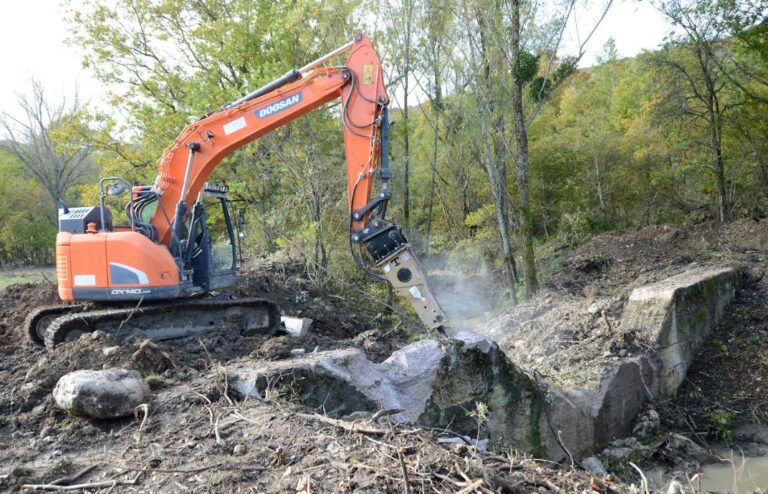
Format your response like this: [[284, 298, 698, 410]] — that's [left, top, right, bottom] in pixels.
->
[[0, 268, 56, 292]]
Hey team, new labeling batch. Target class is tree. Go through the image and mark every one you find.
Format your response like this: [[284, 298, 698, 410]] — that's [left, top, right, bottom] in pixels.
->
[[0, 80, 93, 216], [651, 0, 762, 221], [0, 149, 57, 265], [455, 0, 612, 298]]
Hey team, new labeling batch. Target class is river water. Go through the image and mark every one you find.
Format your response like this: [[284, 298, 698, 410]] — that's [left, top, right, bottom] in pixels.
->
[[647, 424, 768, 492], [648, 453, 768, 492]]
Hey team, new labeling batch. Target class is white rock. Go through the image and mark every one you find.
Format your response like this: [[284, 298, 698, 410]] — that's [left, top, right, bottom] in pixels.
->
[[233, 444, 247, 456], [53, 368, 150, 419], [281, 317, 314, 338], [581, 456, 607, 476], [103, 346, 121, 357]]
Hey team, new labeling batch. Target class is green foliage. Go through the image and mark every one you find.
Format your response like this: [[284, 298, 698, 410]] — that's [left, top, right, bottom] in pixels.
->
[[0, 150, 57, 265], [709, 409, 735, 442], [144, 374, 167, 390], [513, 51, 540, 85]]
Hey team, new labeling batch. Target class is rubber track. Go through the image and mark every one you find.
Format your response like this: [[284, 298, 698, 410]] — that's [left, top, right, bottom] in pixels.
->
[[44, 298, 280, 350], [24, 304, 87, 347]]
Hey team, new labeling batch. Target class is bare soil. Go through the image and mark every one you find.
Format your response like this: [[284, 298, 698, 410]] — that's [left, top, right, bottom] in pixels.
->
[[1, 219, 767, 492], [0, 257, 622, 493], [482, 219, 768, 393]]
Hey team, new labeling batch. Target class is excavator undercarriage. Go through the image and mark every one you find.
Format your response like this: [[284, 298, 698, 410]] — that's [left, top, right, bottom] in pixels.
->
[[26, 298, 280, 350]]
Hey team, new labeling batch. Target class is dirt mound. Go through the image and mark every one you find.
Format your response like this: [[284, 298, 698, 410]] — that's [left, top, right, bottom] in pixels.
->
[[0, 282, 58, 347]]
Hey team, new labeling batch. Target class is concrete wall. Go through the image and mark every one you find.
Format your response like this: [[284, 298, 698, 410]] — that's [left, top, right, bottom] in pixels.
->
[[621, 267, 740, 396], [228, 266, 740, 460]]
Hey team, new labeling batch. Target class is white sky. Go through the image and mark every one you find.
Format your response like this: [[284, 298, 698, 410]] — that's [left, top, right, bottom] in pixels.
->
[[0, 0, 671, 120]]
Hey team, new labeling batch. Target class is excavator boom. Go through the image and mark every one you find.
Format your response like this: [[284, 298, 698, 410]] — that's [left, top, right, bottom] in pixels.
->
[[151, 34, 386, 243]]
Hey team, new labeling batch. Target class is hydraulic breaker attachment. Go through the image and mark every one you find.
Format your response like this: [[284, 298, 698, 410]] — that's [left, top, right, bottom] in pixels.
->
[[352, 213, 447, 330], [378, 248, 446, 330]]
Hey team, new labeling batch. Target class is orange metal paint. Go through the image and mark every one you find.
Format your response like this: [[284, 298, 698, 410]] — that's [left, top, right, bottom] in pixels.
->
[[56, 231, 180, 300], [56, 232, 73, 300]]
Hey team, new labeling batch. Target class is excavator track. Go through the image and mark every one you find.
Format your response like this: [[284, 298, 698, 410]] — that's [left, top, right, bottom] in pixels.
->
[[25, 304, 88, 347], [43, 298, 280, 350]]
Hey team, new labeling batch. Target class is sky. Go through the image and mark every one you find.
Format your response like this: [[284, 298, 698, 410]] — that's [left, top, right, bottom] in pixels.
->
[[0, 0, 672, 121]]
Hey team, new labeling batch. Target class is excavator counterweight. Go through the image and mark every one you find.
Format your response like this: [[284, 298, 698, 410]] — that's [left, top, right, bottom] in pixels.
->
[[29, 34, 446, 348]]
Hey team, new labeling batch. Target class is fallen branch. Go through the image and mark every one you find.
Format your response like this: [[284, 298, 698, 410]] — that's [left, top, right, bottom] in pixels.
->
[[48, 464, 100, 486], [397, 448, 412, 494], [111, 462, 225, 474], [371, 408, 404, 421], [456, 478, 484, 494], [23, 472, 142, 491], [296, 412, 388, 435]]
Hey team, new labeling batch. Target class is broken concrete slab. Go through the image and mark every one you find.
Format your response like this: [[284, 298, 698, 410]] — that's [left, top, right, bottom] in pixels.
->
[[53, 368, 150, 419], [231, 265, 740, 461], [540, 356, 658, 460], [229, 331, 546, 456], [280, 316, 314, 338], [621, 266, 740, 395]]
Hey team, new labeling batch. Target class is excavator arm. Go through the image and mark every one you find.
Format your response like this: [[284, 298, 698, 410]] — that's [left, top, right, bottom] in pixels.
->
[[145, 34, 446, 330]]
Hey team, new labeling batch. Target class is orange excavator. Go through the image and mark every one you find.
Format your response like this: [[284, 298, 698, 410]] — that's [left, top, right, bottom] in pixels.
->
[[26, 34, 446, 349]]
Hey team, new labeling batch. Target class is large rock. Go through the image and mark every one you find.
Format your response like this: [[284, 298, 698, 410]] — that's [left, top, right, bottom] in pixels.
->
[[53, 368, 150, 419], [229, 332, 546, 456], [621, 266, 740, 395]]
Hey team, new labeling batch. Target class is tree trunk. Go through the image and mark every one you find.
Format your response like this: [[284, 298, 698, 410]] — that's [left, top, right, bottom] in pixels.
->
[[510, 0, 538, 297], [425, 118, 438, 255], [595, 156, 606, 218], [402, 4, 412, 232], [709, 103, 727, 222]]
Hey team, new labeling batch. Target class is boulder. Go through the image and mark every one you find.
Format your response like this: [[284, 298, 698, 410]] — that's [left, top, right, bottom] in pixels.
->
[[229, 331, 546, 456], [53, 368, 150, 419]]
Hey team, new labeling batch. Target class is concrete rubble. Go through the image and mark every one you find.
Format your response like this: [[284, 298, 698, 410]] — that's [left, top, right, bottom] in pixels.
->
[[53, 368, 150, 419], [229, 331, 547, 456], [280, 316, 314, 338]]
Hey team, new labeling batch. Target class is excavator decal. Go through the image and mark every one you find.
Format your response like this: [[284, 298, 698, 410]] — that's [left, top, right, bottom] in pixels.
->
[[255, 93, 303, 118]]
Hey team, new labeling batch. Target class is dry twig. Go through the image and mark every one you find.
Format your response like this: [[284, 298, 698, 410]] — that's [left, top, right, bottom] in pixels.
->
[[48, 464, 100, 487], [296, 412, 389, 435]]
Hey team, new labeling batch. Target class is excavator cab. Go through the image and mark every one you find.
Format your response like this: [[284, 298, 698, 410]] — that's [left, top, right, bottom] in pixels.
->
[[183, 183, 238, 291]]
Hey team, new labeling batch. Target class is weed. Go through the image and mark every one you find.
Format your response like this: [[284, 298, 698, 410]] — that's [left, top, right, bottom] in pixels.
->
[[709, 409, 734, 442], [144, 374, 167, 390], [467, 401, 489, 445], [711, 338, 728, 355]]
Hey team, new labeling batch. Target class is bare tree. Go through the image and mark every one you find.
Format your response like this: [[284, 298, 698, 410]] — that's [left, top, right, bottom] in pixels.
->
[[0, 80, 93, 215]]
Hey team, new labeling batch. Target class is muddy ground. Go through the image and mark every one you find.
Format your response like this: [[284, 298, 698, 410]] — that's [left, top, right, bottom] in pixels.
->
[[0, 220, 767, 492]]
